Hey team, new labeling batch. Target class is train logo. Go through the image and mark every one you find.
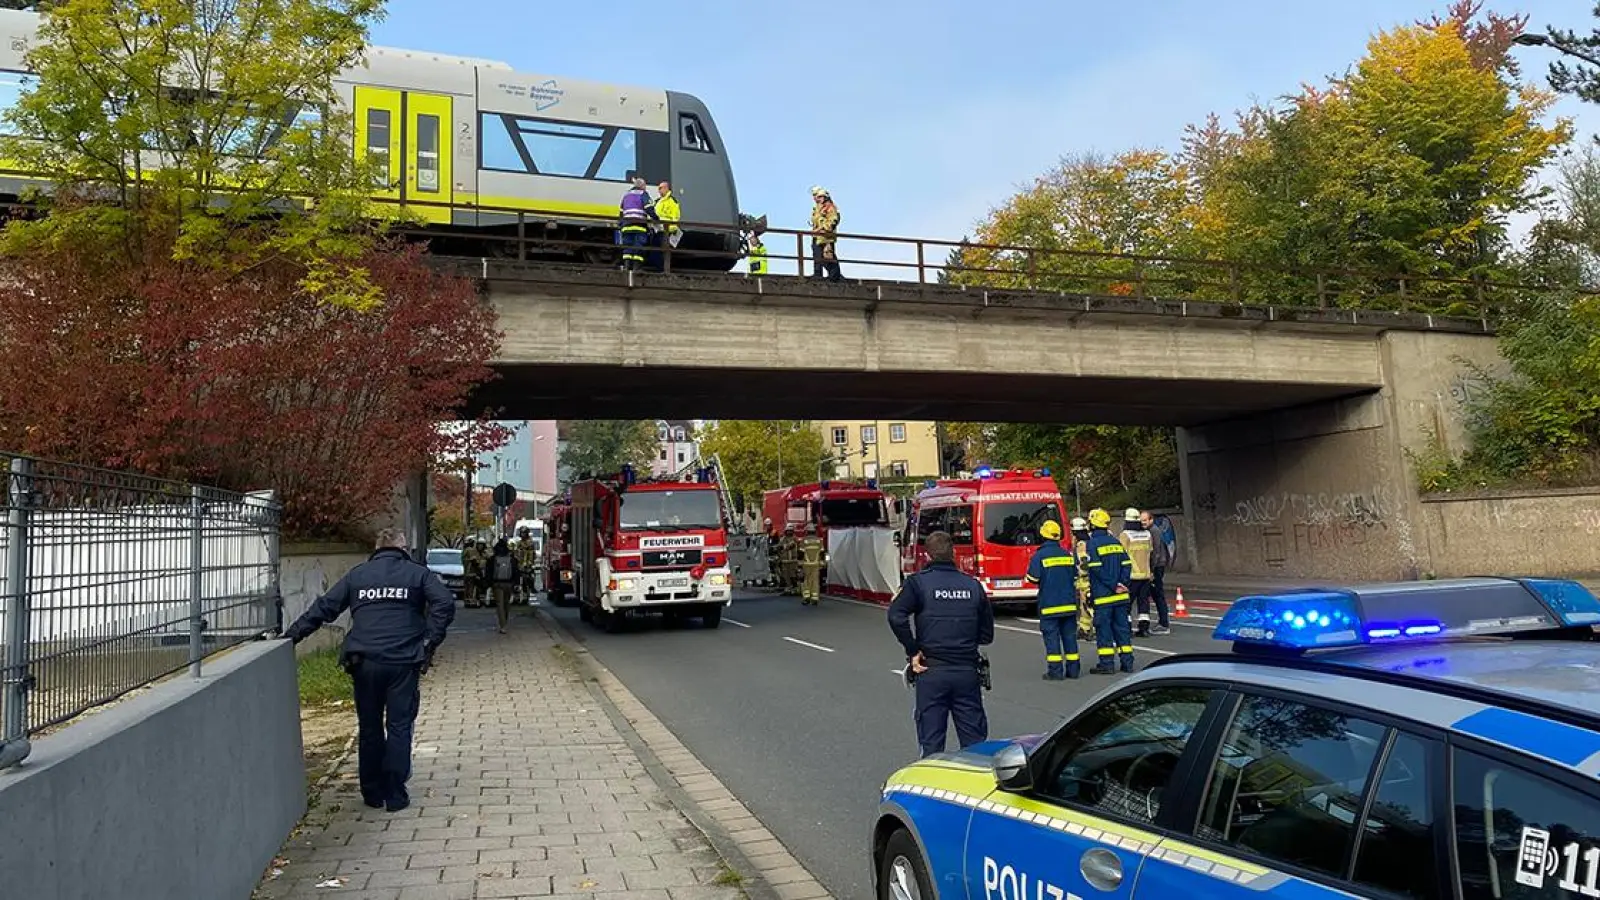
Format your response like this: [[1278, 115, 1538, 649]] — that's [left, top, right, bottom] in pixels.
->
[[532, 79, 563, 112]]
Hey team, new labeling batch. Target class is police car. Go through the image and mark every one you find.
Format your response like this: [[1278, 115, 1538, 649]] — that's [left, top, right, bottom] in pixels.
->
[[871, 576, 1600, 900]]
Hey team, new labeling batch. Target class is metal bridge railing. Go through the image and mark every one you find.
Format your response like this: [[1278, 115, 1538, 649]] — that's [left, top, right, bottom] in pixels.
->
[[0, 454, 283, 769]]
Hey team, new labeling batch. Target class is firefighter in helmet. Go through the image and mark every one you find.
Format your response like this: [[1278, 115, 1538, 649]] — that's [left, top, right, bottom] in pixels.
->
[[511, 527, 539, 604], [777, 526, 799, 593], [1024, 519, 1078, 680], [462, 538, 486, 608], [799, 523, 825, 606], [1083, 509, 1135, 675], [1070, 516, 1095, 641]]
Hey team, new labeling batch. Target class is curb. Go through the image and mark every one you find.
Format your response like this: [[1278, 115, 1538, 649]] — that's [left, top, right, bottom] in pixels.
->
[[537, 612, 835, 900]]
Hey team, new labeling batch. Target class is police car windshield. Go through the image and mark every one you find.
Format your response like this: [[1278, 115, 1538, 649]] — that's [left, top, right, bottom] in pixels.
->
[[818, 498, 886, 526], [984, 502, 1058, 546], [620, 490, 722, 531]]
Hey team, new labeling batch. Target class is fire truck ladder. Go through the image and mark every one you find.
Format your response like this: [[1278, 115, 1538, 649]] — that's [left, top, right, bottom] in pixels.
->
[[673, 452, 741, 534]]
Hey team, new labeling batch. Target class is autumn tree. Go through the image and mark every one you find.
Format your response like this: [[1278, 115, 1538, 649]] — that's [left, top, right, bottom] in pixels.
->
[[1190, 4, 1570, 309], [698, 420, 824, 511], [2, 0, 388, 309], [428, 473, 500, 548], [559, 421, 659, 478]]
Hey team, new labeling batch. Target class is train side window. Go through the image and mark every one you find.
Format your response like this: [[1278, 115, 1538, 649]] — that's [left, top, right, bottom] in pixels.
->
[[679, 113, 713, 153], [0, 70, 37, 136], [366, 107, 392, 182], [415, 114, 440, 193]]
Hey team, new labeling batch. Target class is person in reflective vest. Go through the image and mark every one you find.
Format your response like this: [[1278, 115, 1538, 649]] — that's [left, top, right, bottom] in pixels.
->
[[799, 524, 825, 606], [650, 181, 682, 270], [1082, 508, 1135, 674], [617, 177, 655, 270], [809, 186, 842, 281], [1070, 516, 1095, 641], [1119, 508, 1157, 637], [1024, 520, 1079, 680], [746, 231, 768, 276]]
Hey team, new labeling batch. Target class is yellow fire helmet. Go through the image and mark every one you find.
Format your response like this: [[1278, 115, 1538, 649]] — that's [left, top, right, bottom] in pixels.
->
[[1039, 520, 1062, 541], [1088, 508, 1112, 528]]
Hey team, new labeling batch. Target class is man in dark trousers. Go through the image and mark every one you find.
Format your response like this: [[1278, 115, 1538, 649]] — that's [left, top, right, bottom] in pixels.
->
[[284, 527, 455, 812], [888, 531, 995, 758]]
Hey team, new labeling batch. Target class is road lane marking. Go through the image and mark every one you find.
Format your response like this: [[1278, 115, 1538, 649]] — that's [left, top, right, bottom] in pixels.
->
[[997, 624, 1037, 636], [724, 617, 752, 628], [1139, 646, 1177, 656], [783, 636, 835, 653]]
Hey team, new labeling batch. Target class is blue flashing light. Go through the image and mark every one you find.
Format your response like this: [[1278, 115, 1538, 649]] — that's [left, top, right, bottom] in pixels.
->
[[820, 480, 831, 491], [866, 478, 878, 489], [1520, 578, 1600, 626], [1212, 590, 1364, 649], [1038, 467, 1052, 477], [924, 479, 937, 489], [974, 466, 995, 479]]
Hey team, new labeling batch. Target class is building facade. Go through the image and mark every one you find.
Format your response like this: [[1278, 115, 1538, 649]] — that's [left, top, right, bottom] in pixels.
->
[[472, 420, 559, 510], [652, 419, 699, 478], [812, 420, 942, 482]]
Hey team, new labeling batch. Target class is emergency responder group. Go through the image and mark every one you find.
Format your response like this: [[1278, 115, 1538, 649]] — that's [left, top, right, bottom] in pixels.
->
[[770, 524, 825, 604], [615, 183, 841, 279], [1024, 507, 1171, 680]]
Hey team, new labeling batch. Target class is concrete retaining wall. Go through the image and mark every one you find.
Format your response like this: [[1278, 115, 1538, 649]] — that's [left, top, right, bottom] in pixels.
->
[[281, 542, 370, 656], [0, 640, 304, 900], [1420, 487, 1600, 579]]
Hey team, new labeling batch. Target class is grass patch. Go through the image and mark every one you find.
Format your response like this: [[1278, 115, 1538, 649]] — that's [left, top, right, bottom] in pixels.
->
[[297, 647, 352, 707], [712, 866, 744, 887]]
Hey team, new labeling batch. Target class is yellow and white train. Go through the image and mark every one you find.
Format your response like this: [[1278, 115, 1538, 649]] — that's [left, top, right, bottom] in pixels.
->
[[0, 9, 746, 270]]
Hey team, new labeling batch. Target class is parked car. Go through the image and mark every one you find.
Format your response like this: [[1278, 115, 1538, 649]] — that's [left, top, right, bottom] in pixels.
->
[[425, 548, 466, 599]]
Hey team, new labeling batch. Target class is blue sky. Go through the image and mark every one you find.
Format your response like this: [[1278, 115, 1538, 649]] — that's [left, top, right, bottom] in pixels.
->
[[374, 0, 1596, 275]]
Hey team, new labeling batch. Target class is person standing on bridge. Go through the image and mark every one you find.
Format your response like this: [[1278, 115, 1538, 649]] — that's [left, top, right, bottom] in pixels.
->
[[1024, 520, 1079, 680], [888, 531, 994, 758], [809, 186, 842, 281], [283, 527, 455, 813], [1083, 509, 1135, 675], [618, 176, 656, 271]]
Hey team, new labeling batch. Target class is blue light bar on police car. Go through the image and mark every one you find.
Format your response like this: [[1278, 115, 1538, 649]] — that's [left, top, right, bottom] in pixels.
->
[[1213, 577, 1600, 650]]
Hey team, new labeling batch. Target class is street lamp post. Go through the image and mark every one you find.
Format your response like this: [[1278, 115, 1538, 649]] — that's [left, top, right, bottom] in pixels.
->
[[1514, 32, 1600, 68]]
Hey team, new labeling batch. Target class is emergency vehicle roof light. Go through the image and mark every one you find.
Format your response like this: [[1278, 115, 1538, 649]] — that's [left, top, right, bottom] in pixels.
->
[[866, 478, 878, 489], [924, 480, 937, 489], [974, 466, 994, 479], [1214, 577, 1600, 652], [1037, 467, 1052, 477]]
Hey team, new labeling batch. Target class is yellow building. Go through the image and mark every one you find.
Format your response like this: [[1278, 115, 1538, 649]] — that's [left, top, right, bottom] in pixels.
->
[[813, 420, 942, 482]]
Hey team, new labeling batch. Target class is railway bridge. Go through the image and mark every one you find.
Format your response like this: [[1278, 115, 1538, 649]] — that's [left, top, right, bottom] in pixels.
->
[[433, 248, 1508, 585]]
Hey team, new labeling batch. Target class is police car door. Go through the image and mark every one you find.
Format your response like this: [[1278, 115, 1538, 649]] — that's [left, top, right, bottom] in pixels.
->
[[964, 684, 1226, 900]]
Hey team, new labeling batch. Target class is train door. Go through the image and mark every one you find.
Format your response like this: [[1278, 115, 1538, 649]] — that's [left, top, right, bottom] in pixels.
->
[[353, 86, 454, 224]]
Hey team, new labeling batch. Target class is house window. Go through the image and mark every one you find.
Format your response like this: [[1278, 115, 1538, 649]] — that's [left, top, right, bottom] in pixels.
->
[[861, 425, 878, 445], [673, 428, 686, 441], [677, 451, 686, 464], [864, 462, 878, 479], [889, 461, 908, 477], [890, 423, 907, 443], [831, 427, 847, 446], [659, 449, 667, 461]]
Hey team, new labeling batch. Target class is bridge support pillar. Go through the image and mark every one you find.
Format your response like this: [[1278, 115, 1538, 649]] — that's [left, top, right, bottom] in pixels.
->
[[1178, 330, 1502, 581]]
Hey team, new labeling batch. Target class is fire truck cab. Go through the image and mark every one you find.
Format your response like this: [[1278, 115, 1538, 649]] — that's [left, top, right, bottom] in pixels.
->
[[761, 481, 890, 545], [899, 468, 1067, 609], [569, 466, 733, 631], [541, 500, 574, 606]]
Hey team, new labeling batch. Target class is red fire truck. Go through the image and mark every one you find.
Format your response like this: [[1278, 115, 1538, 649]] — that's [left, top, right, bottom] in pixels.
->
[[541, 499, 574, 606], [761, 480, 890, 543], [899, 467, 1068, 608], [569, 465, 733, 631]]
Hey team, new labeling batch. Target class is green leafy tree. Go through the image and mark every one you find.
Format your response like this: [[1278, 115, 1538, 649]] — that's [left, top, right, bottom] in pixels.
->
[[699, 420, 824, 511], [1, 0, 388, 309], [1539, 3, 1600, 103], [559, 420, 658, 478]]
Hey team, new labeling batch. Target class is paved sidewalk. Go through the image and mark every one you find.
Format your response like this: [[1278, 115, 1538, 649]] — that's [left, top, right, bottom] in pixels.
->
[[257, 607, 814, 900]]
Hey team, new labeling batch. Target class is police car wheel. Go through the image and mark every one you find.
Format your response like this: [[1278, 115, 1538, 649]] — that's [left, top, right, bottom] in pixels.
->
[[879, 829, 930, 900]]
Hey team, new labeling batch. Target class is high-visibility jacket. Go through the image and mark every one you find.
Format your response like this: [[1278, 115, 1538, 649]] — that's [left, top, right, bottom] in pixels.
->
[[748, 242, 768, 275], [1119, 527, 1154, 581], [656, 194, 681, 233], [1024, 540, 1078, 617], [1082, 529, 1132, 605], [810, 200, 839, 244]]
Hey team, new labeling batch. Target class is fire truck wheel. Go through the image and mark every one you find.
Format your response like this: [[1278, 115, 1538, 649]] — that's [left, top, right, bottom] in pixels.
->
[[701, 604, 723, 629], [578, 603, 593, 623], [600, 609, 627, 634]]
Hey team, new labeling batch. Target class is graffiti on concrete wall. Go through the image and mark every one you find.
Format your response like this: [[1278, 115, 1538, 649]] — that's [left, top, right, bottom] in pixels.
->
[[1213, 485, 1412, 574], [1580, 508, 1600, 537], [1225, 486, 1397, 530], [1448, 370, 1492, 408]]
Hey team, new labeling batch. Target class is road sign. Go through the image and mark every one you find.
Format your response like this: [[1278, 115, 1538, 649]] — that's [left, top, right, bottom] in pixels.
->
[[492, 482, 517, 508]]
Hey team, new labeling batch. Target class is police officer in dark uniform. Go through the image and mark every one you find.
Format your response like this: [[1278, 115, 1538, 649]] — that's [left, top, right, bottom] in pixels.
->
[[887, 531, 995, 758], [284, 527, 455, 812]]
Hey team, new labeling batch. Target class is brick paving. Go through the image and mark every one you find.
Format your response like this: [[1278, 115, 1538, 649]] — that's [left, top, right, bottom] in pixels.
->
[[257, 606, 828, 900]]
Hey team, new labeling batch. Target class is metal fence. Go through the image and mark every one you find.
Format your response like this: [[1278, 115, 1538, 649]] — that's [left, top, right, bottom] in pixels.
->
[[0, 454, 282, 769]]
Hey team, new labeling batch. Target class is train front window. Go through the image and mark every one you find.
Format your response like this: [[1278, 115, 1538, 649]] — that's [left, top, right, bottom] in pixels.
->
[[984, 502, 1059, 547], [479, 111, 638, 182], [619, 491, 722, 531], [818, 498, 886, 527], [679, 113, 713, 153]]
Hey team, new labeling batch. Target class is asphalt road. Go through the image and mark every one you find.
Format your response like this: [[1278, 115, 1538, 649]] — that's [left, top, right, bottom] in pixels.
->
[[546, 589, 1236, 900]]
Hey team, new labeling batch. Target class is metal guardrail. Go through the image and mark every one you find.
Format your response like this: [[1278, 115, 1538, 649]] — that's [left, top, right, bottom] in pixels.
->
[[0, 454, 282, 769], [363, 197, 1600, 319]]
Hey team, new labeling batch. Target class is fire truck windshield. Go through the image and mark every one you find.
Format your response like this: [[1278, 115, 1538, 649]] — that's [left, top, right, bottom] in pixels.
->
[[983, 501, 1060, 547], [619, 490, 722, 531], [818, 498, 886, 527]]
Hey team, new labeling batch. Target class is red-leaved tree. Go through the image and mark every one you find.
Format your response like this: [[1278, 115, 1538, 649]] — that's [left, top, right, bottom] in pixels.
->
[[0, 229, 509, 539]]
